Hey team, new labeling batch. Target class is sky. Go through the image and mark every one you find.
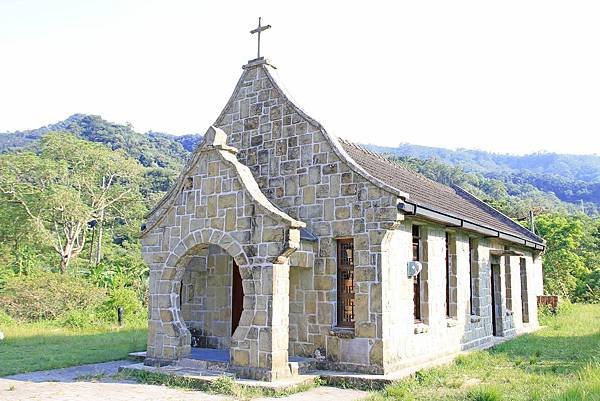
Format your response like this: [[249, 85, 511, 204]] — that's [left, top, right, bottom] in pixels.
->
[[1, 0, 599, 155]]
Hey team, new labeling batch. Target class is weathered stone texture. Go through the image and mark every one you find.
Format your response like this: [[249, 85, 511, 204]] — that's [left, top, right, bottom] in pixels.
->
[[215, 62, 401, 371], [180, 246, 232, 349], [141, 126, 304, 380], [141, 61, 544, 380]]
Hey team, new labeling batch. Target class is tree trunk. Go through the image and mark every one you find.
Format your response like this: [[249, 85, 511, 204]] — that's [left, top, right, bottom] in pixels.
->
[[88, 225, 95, 265], [57, 222, 85, 273], [59, 255, 69, 274], [95, 208, 104, 266]]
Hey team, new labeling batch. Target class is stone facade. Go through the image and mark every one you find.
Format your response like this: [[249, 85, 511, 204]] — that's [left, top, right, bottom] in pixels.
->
[[141, 127, 304, 380], [140, 58, 545, 381], [180, 245, 232, 349]]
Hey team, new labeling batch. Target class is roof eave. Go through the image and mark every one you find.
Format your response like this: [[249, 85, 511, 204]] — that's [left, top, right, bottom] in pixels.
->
[[398, 201, 546, 251]]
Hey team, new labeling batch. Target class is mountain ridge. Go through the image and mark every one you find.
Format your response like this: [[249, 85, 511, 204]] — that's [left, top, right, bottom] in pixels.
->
[[1, 114, 598, 214]]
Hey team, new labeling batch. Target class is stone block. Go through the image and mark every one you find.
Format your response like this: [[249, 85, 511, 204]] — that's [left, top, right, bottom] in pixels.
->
[[332, 220, 353, 237], [233, 349, 250, 366], [369, 340, 383, 366], [244, 117, 259, 130], [317, 302, 333, 325], [314, 275, 334, 291], [340, 338, 370, 365], [335, 206, 351, 220]]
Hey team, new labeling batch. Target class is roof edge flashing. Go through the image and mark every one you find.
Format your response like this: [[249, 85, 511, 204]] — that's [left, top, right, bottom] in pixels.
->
[[398, 201, 545, 250]]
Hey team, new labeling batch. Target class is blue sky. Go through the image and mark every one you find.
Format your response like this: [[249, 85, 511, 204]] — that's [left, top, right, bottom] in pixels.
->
[[1, 0, 599, 155]]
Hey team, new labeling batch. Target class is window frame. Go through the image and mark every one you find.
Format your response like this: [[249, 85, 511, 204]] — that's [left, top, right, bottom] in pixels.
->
[[445, 232, 451, 318], [469, 238, 476, 316], [412, 225, 422, 322], [336, 238, 355, 328]]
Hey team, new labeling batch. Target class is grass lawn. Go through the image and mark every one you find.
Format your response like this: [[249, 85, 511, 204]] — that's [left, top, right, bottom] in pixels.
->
[[369, 304, 600, 401], [0, 322, 147, 376]]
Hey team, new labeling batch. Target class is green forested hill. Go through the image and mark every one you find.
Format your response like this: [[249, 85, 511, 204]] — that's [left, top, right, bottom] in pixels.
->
[[1, 115, 598, 303], [0, 114, 201, 170], [1, 114, 599, 215], [365, 143, 600, 180], [0, 115, 205, 195], [366, 143, 600, 215]]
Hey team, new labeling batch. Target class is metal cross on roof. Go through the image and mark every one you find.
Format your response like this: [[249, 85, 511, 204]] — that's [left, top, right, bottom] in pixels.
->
[[250, 17, 271, 59]]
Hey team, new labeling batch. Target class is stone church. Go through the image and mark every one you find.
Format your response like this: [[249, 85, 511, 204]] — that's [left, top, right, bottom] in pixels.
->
[[140, 51, 545, 381]]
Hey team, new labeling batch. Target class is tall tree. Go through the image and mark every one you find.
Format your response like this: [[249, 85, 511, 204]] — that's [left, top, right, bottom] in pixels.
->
[[0, 133, 143, 272], [535, 214, 588, 299]]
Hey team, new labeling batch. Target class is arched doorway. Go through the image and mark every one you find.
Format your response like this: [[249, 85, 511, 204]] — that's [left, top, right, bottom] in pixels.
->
[[179, 244, 244, 351]]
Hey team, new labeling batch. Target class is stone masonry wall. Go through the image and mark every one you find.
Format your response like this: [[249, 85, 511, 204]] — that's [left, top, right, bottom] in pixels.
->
[[141, 127, 304, 380], [180, 245, 233, 349], [215, 61, 401, 373], [208, 60, 542, 375], [381, 218, 541, 372]]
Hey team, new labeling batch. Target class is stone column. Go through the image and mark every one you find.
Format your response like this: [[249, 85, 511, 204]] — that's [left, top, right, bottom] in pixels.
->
[[230, 261, 290, 381]]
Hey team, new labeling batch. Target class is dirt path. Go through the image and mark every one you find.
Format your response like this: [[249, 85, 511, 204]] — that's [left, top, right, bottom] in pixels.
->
[[0, 361, 368, 401]]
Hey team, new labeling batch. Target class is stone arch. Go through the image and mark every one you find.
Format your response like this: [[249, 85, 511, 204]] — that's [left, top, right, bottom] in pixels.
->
[[165, 228, 250, 280], [156, 228, 253, 361]]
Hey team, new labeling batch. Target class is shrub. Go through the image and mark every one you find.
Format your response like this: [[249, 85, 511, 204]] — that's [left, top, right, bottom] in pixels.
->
[[0, 308, 14, 326], [97, 286, 147, 325], [0, 271, 107, 321], [60, 308, 102, 329], [539, 299, 573, 324], [467, 386, 504, 401]]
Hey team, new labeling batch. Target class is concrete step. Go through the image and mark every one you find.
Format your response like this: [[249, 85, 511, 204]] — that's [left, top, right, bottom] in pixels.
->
[[128, 351, 146, 362], [128, 350, 318, 376], [178, 357, 229, 372], [289, 356, 318, 375]]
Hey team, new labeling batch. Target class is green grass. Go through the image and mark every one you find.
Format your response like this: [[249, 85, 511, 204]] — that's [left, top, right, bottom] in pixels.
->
[[369, 304, 600, 401], [1, 305, 598, 401], [0, 321, 147, 376]]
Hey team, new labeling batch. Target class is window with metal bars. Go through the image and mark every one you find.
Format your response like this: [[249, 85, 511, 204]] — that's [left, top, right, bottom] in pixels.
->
[[412, 225, 421, 322], [337, 238, 355, 327]]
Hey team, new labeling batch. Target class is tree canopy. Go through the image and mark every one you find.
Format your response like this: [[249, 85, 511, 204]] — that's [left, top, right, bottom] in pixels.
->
[[0, 133, 144, 272]]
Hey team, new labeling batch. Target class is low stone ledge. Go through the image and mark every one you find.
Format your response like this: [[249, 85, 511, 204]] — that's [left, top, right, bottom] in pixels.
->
[[120, 362, 318, 389], [329, 327, 355, 339]]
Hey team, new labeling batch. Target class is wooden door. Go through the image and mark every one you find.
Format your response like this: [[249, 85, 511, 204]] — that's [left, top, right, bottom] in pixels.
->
[[231, 260, 243, 335]]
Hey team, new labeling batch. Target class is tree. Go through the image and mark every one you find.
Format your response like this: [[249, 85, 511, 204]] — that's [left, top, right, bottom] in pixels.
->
[[0, 133, 144, 273], [535, 214, 589, 299]]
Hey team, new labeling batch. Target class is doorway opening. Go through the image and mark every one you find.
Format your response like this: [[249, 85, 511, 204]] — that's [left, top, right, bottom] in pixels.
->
[[179, 244, 244, 350], [520, 258, 530, 323], [490, 262, 503, 336], [231, 260, 243, 335]]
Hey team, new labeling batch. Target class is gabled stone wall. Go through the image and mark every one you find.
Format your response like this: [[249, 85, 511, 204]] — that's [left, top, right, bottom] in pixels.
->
[[141, 127, 304, 380], [215, 60, 403, 373]]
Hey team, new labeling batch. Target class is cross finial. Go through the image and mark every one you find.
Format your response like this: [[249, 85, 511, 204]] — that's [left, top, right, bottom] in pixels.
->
[[250, 17, 271, 59]]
